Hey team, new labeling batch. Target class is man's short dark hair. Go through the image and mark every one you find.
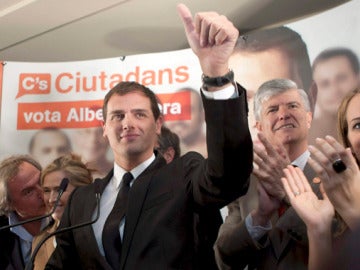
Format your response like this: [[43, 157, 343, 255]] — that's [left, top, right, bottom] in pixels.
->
[[235, 26, 312, 96], [312, 47, 360, 74]]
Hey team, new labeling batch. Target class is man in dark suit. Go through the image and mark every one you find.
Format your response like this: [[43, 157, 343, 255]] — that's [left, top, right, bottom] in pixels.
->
[[214, 78, 322, 269], [0, 155, 47, 270], [45, 3, 253, 270], [156, 125, 223, 270]]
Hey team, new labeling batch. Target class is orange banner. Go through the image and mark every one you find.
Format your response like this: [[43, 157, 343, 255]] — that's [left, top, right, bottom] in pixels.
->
[[17, 91, 192, 129]]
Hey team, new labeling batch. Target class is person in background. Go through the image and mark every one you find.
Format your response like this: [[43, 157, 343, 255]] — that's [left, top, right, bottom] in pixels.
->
[[32, 153, 93, 270], [280, 88, 360, 270], [71, 126, 113, 179], [166, 87, 207, 157], [281, 164, 336, 270], [45, 4, 253, 269], [218, 24, 313, 233], [155, 125, 181, 163], [29, 127, 72, 169], [214, 78, 330, 269], [156, 125, 223, 270], [309, 47, 360, 144], [0, 155, 47, 269], [229, 26, 313, 145]]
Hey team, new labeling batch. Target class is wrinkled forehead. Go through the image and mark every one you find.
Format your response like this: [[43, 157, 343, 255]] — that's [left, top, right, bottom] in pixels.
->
[[263, 89, 302, 106]]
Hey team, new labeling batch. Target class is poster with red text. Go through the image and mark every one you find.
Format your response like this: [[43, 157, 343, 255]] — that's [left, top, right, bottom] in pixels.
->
[[0, 49, 202, 170]]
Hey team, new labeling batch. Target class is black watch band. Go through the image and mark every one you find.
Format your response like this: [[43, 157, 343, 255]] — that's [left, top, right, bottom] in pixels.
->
[[202, 69, 234, 87]]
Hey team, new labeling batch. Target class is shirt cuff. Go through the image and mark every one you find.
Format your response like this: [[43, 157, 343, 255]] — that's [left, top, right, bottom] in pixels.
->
[[245, 213, 272, 241], [201, 83, 237, 99]]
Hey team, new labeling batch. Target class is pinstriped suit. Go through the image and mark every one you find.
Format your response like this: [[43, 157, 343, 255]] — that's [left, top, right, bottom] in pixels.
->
[[214, 163, 322, 270], [0, 215, 26, 270], [46, 85, 253, 270]]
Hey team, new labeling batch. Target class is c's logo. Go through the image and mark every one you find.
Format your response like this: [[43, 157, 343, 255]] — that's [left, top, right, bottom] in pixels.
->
[[17, 73, 51, 98]]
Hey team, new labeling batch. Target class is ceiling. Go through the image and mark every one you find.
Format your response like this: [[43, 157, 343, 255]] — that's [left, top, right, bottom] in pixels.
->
[[0, 0, 351, 62]]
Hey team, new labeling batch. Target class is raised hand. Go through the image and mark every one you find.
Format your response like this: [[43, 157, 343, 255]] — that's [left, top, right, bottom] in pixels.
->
[[176, 3, 239, 77], [281, 165, 334, 230], [281, 164, 335, 270], [308, 135, 360, 229], [253, 132, 291, 200]]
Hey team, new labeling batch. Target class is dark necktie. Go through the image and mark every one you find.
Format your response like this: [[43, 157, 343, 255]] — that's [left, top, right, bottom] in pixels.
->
[[278, 164, 297, 218], [102, 172, 133, 269]]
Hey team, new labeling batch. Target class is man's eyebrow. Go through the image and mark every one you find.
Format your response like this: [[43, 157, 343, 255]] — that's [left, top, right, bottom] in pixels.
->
[[109, 110, 124, 114], [131, 108, 148, 112], [287, 101, 301, 105]]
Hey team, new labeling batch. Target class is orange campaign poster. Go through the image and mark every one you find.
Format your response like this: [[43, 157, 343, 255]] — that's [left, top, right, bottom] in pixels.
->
[[0, 62, 3, 120], [0, 0, 359, 172], [0, 49, 202, 165]]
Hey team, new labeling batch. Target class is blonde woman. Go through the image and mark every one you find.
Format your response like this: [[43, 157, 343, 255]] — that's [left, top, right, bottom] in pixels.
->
[[281, 88, 360, 270], [32, 153, 93, 270]]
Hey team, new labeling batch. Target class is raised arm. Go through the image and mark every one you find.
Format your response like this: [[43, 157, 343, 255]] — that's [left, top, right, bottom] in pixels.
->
[[281, 165, 334, 270], [308, 135, 360, 230], [177, 3, 238, 82]]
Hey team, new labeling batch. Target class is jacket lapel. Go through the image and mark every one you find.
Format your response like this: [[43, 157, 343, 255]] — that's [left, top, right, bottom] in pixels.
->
[[120, 156, 166, 268], [83, 173, 114, 264], [271, 163, 319, 258]]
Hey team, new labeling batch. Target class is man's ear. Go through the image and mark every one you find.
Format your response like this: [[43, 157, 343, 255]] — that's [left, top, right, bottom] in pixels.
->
[[306, 111, 313, 129], [156, 116, 164, 135], [102, 121, 107, 138], [163, 147, 175, 164], [255, 121, 262, 131]]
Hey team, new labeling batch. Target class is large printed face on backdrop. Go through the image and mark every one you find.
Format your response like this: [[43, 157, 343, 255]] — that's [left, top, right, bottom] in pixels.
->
[[29, 129, 72, 168], [313, 55, 360, 116], [72, 127, 110, 163], [230, 48, 298, 144], [165, 89, 207, 157]]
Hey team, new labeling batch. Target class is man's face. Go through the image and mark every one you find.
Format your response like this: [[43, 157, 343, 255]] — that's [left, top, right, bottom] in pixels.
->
[[346, 94, 360, 162], [230, 48, 299, 144], [256, 89, 312, 147], [31, 131, 71, 168], [73, 127, 109, 163], [313, 56, 360, 115], [166, 90, 204, 145], [8, 162, 46, 220], [102, 92, 162, 161]]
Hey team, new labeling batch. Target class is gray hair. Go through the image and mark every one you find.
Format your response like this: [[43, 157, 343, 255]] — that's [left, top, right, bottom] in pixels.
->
[[0, 155, 42, 215], [254, 78, 311, 121]]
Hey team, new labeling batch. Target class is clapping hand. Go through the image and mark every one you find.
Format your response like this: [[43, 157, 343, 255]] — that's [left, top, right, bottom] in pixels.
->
[[281, 165, 334, 231], [253, 132, 290, 200], [308, 135, 360, 229]]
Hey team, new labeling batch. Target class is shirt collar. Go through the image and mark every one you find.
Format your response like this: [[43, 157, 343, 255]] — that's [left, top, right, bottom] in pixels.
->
[[9, 211, 50, 240], [292, 150, 310, 170], [113, 153, 156, 188]]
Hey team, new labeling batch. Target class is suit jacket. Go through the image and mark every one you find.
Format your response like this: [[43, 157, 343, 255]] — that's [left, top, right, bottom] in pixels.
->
[[32, 220, 57, 270], [0, 215, 25, 270], [194, 207, 223, 270], [45, 86, 253, 270], [214, 163, 323, 270]]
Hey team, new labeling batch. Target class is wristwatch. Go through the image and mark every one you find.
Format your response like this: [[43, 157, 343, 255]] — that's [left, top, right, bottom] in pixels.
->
[[202, 69, 234, 87]]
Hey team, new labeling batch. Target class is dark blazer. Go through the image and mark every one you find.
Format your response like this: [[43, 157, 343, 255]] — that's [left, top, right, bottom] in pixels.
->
[[0, 215, 25, 270], [45, 86, 253, 270], [194, 207, 223, 270], [214, 163, 322, 270]]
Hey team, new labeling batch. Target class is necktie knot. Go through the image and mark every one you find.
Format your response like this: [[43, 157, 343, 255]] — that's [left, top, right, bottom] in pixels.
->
[[122, 172, 133, 187], [102, 171, 133, 269]]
